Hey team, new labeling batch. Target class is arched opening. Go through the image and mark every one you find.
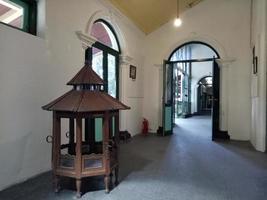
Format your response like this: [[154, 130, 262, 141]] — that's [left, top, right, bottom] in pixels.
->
[[162, 41, 225, 140], [86, 19, 120, 99], [169, 42, 218, 120], [168, 41, 220, 61], [85, 19, 121, 142], [197, 76, 213, 115]]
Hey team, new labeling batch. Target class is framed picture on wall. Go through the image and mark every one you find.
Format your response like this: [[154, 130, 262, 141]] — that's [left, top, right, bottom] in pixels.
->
[[252, 46, 258, 74], [253, 56, 258, 74], [130, 65, 137, 80]]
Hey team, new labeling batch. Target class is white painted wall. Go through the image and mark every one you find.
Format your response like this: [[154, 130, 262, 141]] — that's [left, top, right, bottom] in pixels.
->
[[143, 0, 252, 141], [250, 0, 267, 152], [0, 24, 51, 190], [0, 0, 145, 191]]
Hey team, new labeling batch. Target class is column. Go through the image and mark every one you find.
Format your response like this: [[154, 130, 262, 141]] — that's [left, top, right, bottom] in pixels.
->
[[217, 58, 235, 132], [119, 55, 133, 131]]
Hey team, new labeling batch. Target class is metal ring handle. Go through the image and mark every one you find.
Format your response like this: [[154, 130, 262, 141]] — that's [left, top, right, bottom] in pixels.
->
[[65, 131, 70, 138], [46, 135, 53, 143]]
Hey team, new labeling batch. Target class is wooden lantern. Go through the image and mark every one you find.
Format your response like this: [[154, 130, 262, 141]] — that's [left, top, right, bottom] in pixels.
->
[[42, 55, 129, 198]]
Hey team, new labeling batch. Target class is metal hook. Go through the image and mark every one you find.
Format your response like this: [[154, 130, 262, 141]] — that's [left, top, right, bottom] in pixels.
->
[[46, 135, 53, 143]]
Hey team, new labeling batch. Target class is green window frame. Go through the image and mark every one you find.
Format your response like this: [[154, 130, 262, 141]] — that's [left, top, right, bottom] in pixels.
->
[[0, 0, 37, 35], [85, 19, 121, 142]]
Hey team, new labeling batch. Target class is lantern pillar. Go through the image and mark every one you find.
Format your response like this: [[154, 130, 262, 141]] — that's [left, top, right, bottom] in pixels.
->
[[103, 112, 110, 193], [52, 111, 61, 193], [114, 112, 120, 185], [68, 118, 75, 154], [75, 117, 82, 198]]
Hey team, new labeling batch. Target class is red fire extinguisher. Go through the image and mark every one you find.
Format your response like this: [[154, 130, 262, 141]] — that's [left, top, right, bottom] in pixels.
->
[[142, 118, 149, 135]]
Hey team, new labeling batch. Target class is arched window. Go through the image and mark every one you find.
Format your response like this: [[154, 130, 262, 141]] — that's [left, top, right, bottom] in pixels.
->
[[85, 19, 121, 142], [91, 20, 120, 51], [87, 19, 120, 98], [169, 42, 219, 61]]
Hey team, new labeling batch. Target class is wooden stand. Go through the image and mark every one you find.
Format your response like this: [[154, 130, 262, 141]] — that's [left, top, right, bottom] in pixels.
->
[[43, 61, 129, 198], [51, 111, 120, 197]]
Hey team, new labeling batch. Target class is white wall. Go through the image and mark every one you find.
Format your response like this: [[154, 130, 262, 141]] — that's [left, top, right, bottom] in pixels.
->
[[143, 0, 252, 141], [0, 24, 51, 190], [250, 0, 267, 152], [0, 0, 145, 191]]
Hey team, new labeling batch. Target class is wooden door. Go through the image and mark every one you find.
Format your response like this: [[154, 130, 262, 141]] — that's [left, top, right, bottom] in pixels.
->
[[212, 59, 220, 140], [162, 60, 174, 136]]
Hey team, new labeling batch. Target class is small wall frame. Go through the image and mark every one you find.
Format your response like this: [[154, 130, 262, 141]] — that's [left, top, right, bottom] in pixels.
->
[[252, 46, 258, 74], [129, 65, 136, 80]]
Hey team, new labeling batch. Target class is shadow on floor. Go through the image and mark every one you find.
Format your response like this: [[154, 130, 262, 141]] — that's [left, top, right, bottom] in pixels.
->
[[0, 135, 157, 199], [215, 139, 267, 169]]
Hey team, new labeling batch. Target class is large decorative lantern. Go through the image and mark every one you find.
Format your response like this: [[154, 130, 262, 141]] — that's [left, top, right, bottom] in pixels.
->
[[42, 48, 130, 198]]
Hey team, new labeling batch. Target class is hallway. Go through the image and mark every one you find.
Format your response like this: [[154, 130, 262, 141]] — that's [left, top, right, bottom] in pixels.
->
[[1, 116, 267, 200]]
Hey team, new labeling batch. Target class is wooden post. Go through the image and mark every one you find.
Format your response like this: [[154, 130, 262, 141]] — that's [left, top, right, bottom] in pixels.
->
[[103, 112, 110, 193], [75, 117, 82, 198], [76, 179, 82, 198], [68, 118, 75, 154], [52, 111, 61, 193], [114, 112, 119, 185]]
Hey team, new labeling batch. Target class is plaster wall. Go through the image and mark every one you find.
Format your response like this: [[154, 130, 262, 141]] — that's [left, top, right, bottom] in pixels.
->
[[0, 0, 145, 191], [0, 24, 51, 190], [143, 0, 252, 141], [250, 0, 267, 152]]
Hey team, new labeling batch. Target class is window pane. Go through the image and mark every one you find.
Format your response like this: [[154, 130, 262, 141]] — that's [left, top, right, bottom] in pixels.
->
[[91, 21, 119, 51], [0, 0, 24, 29], [92, 47, 103, 79], [170, 43, 217, 61], [108, 54, 116, 98]]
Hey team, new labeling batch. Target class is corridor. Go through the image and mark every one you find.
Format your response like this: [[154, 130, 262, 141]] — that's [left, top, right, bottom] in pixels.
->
[[1, 116, 267, 200]]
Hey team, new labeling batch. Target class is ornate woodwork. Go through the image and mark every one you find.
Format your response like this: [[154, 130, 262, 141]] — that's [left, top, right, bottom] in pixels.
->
[[43, 55, 129, 198]]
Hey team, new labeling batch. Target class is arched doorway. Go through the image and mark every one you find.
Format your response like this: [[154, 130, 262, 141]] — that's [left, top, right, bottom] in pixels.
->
[[85, 19, 121, 142], [197, 76, 213, 115], [162, 41, 228, 140]]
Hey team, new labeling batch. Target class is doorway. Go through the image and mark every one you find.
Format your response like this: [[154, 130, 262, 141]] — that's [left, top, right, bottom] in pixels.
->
[[162, 41, 228, 140], [197, 76, 213, 115]]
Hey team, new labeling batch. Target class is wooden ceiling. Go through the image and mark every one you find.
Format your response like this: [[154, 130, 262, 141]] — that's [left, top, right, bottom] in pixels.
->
[[107, 0, 204, 34]]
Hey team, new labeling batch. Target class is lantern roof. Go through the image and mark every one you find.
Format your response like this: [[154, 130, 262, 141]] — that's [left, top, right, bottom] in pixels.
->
[[42, 89, 129, 112], [42, 64, 130, 112], [67, 64, 104, 86]]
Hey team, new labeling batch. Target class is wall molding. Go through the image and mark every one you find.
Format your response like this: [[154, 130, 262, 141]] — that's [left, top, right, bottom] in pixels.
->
[[154, 64, 163, 68], [163, 34, 228, 60], [216, 58, 236, 68], [120, 54, 133, 65], [75, 31, 97, 49]]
